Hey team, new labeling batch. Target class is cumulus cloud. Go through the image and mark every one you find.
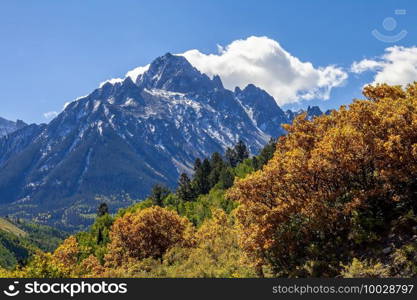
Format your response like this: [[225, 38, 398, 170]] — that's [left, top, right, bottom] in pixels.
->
[[351, 46, 417, 86], [43, 111, 58, 120], [180, 36, 348, 105]]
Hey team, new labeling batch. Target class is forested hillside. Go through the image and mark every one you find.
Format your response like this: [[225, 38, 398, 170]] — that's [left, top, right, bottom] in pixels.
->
[[0, 218, 67, 269], [2, 83, 417, 278]]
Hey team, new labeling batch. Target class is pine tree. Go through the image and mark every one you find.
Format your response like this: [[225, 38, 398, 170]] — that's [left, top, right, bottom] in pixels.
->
[[193, 158, 202, 171], [251, 156, 260, 170], [97, 203, 109, 217], [97, 228, 104, 244], [225, 147, 238, 167], [202, 159, 212, 193], [193, 158, 212, 195], [177, 173, 195, 202], [150, 184, 171, 206], [208, 152, 225, 188], [254, 138, 276, 170], [218, 168, 234, 189], [210, 152, 224, 169], [235, 140, 249, 165]]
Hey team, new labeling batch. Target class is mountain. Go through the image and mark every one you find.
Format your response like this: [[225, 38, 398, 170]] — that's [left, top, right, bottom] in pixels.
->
[[0, 118, 27, 137], [234, 84, 288, 137], [285, 105, 324, 122], [0, 53, 310, 230]]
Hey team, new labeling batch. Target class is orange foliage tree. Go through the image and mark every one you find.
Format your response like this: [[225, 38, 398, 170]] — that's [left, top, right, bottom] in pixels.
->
[[53, 236, 80, 270], [228, 83, 417, 276], [104, 206, 192, 268]]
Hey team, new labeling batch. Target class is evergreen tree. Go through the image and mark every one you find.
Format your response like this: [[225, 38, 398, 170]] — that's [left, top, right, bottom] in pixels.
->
[[97, 203, 109, 217], [177, 173, 195, 202], [193, 158, 202, 171], [225, 147, 238, 167], [193, 158, 212, 195], [202, 158, 212, 193], [256, 138, 276, 169], [208, 152, 225, 188], [235, 140, 249, 165], [150, 184, 171, 206], [252, 156, 260, 170], [97, 228, 104, 244], [210, 152, 224, 169], [218, 168, 234, 189]]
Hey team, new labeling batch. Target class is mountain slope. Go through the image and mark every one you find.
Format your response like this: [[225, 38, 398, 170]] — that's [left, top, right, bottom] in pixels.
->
[[0, 217, 66, 269], [0, 218, 27, 237], [0, 53, 296, 229], [0, 117, 27, 137]]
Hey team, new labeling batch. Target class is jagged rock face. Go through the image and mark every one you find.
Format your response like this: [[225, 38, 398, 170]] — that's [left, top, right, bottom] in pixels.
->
[[235, 84, 288, 137], [285, 105, 324, 122], [0, 53, 304, 230], [0, 118, 27, 137], [136, 53, 221, 93]]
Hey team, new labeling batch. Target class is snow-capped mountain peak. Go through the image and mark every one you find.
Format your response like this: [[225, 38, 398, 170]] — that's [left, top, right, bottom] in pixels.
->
[[0, 53, 316, 229]]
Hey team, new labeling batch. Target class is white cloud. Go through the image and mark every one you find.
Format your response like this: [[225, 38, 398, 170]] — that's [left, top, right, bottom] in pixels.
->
[[351, 46, 417, 86], [43, 111, 58, 120], [180, 36, 348, 105], [99, 64, 150, 88]]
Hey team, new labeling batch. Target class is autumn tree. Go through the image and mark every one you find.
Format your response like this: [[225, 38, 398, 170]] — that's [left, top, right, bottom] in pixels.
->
[[52, 236, 80, 276], [105, 206, 192, 268], [78, 255, 105, 278], [228, 83, 417, 276], [161, 209, 255, 277], [17, 252, 65, 278]]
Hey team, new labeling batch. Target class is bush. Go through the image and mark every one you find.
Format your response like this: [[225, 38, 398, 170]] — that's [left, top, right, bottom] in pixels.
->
[[341, 258, 390, 278], [105, 206, 192, 267]]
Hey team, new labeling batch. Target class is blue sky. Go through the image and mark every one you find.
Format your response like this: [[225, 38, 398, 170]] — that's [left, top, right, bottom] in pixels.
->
[[1, 0, 417, 123]]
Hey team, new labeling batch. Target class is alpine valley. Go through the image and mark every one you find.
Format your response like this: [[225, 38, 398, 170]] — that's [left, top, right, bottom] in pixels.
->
[[0, 53, 322, 230]]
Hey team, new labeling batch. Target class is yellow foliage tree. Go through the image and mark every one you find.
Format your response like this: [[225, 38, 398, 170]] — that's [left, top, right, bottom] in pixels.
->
[[52, 236, 80, 276], [78, 255, 105, 278], [161, 209, 256, 278], [228, 83, 417, 276]]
